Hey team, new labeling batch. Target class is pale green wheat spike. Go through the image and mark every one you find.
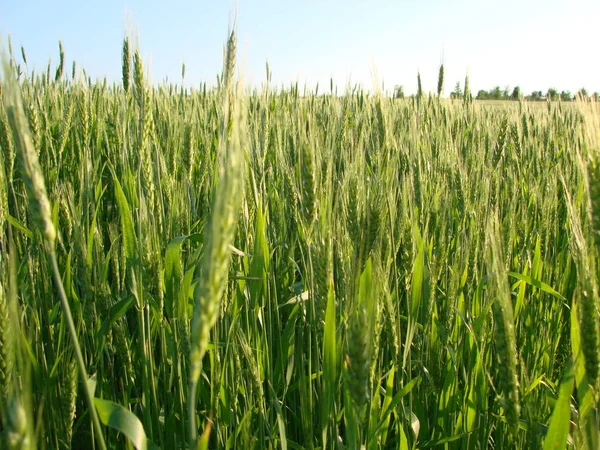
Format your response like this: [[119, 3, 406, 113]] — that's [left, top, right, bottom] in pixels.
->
[[365, 188, 383, 259], [189, 74, 244, 384], [57, 99, 74, 161], [375, 98, 385, 146], [7, 35, 14, 67], [79, 87, 90, 147], [300, 141, 316, 227], [57, 192, 73, 252], [20, 46, 27, 65], [265, 60, 271, 83], [122, 37, 131, 92], [437, 63, 444, 97], [140, 91, 155, 200], [346, 305, 371, 409], [346, 259, 377, 419], [188, 27, 245, 445], [186, 125, 196, 182], [54, 41, 64, 82], [223, 28, 237, 97], [0, 93, 16, 179], [61, 359, 77, 447], [133, 48, 145, 109], [1, 56, 56, 248], [222, 27, 237, 133], [26, 100, 40, 150], [113, 322, 135, 382]]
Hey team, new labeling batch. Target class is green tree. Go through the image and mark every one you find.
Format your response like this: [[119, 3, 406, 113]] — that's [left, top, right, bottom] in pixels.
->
[[547, 88, 558, 101], [393, 85, 405, 99], [560, 91, 572, 101], [490, 86, 502, 100], [528, 90, 543, 101], [510, 86, 521, 100], [476, 90, 489, 100], [450, 81, 462, 99]]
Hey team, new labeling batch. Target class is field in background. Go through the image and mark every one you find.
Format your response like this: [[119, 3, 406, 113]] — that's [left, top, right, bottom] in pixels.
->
[[1, 35, 600, 449]]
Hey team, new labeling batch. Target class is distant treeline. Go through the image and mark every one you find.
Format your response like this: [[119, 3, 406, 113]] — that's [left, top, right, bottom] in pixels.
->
[[470, 86, 599, 102], [393, 80, 599, 102]]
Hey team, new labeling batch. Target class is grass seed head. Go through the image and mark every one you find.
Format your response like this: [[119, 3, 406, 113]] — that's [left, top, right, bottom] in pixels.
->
[[437, 63, 444, 97], [54, 41, 64, 82], [2, 55, 56, 248], [61, 359, 78, 446], [20, 46, 27, 66], [346, 306, 371, 409], [133, 48, 145, 108], [300, 142, 316, 226], [365, 189, 382, 259], [224, 28, 237, 98], [189, 41, 245, 385], [122, 37, 131, 92]]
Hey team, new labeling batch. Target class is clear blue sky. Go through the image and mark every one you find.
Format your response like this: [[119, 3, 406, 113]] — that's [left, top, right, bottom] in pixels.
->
[[2, 0, 599, 96]]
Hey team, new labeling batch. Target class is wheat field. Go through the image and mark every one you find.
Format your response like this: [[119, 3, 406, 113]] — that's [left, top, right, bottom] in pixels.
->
[[0, 32, 599, 449]]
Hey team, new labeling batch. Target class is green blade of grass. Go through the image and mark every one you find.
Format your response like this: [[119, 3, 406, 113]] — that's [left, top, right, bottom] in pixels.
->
[[507, 272, 565, 300], [542, 361, 574, 450], [94, 397, 160, 450]]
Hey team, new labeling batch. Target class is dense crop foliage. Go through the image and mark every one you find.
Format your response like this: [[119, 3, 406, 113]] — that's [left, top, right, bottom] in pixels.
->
[[1, 35, 600, 449]]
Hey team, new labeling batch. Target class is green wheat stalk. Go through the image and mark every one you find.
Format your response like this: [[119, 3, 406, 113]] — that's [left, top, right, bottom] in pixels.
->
[[187, 27, 245, 446]]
